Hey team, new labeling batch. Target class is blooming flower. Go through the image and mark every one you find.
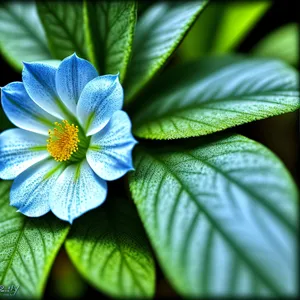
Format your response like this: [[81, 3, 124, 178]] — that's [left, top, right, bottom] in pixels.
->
[[0, 53, 137, 223]]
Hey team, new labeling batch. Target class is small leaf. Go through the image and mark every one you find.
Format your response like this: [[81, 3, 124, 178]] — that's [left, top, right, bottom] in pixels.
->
[[129, 135, 297, 297], [83, 1, 137, 82], [178, 1, 270, 59], [37, 2, 86, 60], [0, 2, 51, 71], [252, 23, 298, 66], [0, 181, 69, 299], [124, 1, 208, 103], [131, 56, 299, 140], [65, 196, 155, 298]]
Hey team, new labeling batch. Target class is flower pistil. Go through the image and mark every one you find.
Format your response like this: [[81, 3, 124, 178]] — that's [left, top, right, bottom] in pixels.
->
[[47, 120, 80, 162]]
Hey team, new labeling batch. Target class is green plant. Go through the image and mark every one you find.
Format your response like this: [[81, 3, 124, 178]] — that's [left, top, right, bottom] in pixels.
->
[[0, 1, 298, 298]]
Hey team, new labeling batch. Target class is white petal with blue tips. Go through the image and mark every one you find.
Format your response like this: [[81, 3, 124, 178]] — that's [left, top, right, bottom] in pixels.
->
[[87, 110, 137, 181], [0, 129, 49, 180], [76, 74, 123, 136], [22, 61, 69, 119], [49, 159, 107, 223], [10, 159, 64, 217], [1, 82, 59, 135], [56, 54, 98, 115]]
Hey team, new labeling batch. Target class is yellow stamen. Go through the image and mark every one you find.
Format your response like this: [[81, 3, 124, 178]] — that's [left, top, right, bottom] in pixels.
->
[[47, 120, 80, 162]]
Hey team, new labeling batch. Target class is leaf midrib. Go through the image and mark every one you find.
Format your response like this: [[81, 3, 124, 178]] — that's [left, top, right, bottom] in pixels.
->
[[135, 89, 298, 125], [107, 204, 147, 295], [40, 3, 85, 58], [139, 148, 288, 295], [186, 150, 295, 232], [0, 218, 28, 284]]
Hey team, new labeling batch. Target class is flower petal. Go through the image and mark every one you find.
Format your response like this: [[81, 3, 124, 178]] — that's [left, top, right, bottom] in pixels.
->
[[76, 74, 123, 136], [56, 53, 98, 115], [10, 159, 64, 217], [86, 110, 137, 181], [1, 82, 59, 135], [0, 129, 49, 180], [49, 159, 107, 224], [22, 61, 69, 119]]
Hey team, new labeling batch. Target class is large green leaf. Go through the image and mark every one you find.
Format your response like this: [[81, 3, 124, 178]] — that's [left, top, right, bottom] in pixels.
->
[[0, 181, 69, 299], [83, 1, 137, 82], [131, 56, 299, 140], [0, 3, 51, 71], [37, 2, 86, 59], [124, 1, 208, 103], [129, 135, 297, 297], [66, 196, 155, 298], [178, 1, 270, 59], [252, 23, 298, 66]]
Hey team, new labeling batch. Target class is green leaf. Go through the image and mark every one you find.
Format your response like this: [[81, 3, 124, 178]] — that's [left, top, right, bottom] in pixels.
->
[[124, 1, 208, 103], [131, 56, 299, 140], [37, 2, 86, 60], [0, 3, 51, 71], [83, 1, 137, 82], [65, 196, 155, 298], [0, 181, 69, 299], [252, 23, 298, 66], [178, 1, 270, 59], [129, 135, 297, 297]]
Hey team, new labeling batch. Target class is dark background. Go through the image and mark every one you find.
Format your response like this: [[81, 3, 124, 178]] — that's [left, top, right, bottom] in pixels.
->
[[0, 1, 299, 299]]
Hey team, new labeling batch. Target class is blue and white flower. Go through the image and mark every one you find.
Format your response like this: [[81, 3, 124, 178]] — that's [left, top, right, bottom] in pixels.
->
[[0, 53, 137, 223]]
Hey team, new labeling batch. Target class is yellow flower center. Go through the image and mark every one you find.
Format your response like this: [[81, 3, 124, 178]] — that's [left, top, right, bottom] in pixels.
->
[[47, 120, 80, 162]]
